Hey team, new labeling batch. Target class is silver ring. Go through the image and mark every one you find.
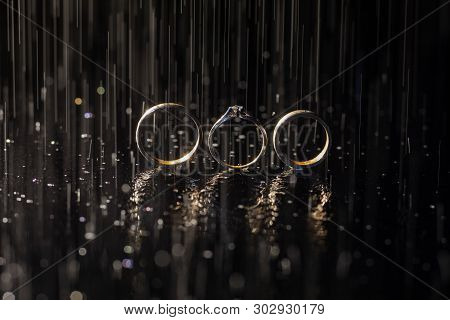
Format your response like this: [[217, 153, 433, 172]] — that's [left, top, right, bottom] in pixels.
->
[[136, 103, 200, 165], [208, 106, 268, 168], [273, 110, 331, 167]]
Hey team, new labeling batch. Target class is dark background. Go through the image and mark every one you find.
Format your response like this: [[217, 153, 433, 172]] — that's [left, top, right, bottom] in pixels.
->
[[0, 0, 449, 299]]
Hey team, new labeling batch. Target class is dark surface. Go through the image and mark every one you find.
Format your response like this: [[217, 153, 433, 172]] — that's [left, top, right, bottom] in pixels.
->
[[0, 0, 449, 299]]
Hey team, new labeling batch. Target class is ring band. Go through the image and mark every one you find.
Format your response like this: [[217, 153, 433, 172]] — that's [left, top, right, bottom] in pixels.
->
[[273, 110, 331, 167], [208, 106, 268, 169], [136, 103, 200, 165]]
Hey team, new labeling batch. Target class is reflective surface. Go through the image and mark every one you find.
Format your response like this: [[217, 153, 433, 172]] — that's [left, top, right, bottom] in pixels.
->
[[0, 0, 449, 299]]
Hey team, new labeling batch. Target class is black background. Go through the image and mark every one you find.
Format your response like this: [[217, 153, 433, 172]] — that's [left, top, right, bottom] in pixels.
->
[[0, 0, 449, 299]]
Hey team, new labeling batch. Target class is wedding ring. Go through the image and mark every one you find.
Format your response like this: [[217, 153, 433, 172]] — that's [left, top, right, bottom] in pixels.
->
[[208, 106, 268, 169], [273, 110, 330, 167], [136, 103, 200, 165]]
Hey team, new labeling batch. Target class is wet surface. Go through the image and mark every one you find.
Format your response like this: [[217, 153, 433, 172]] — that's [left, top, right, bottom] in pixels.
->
[[0, 0, 450, 299]]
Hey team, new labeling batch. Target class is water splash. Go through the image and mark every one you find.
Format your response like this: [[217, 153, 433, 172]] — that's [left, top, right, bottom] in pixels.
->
[[176, 172, 228, 229], [126, 167, 162, 243], [245, 169, 293, 239], [308, 183, 331, 242]]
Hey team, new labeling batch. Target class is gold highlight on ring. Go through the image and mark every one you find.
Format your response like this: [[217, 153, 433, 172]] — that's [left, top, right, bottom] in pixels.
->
[[273, 109, 331, 167], [136, 103, 200, 166]]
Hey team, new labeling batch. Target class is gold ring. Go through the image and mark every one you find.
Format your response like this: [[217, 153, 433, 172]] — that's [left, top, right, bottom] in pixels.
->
[[273, 110, 330, 167], [208, 106, 268, 169], [136, 103, 200, 165]]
